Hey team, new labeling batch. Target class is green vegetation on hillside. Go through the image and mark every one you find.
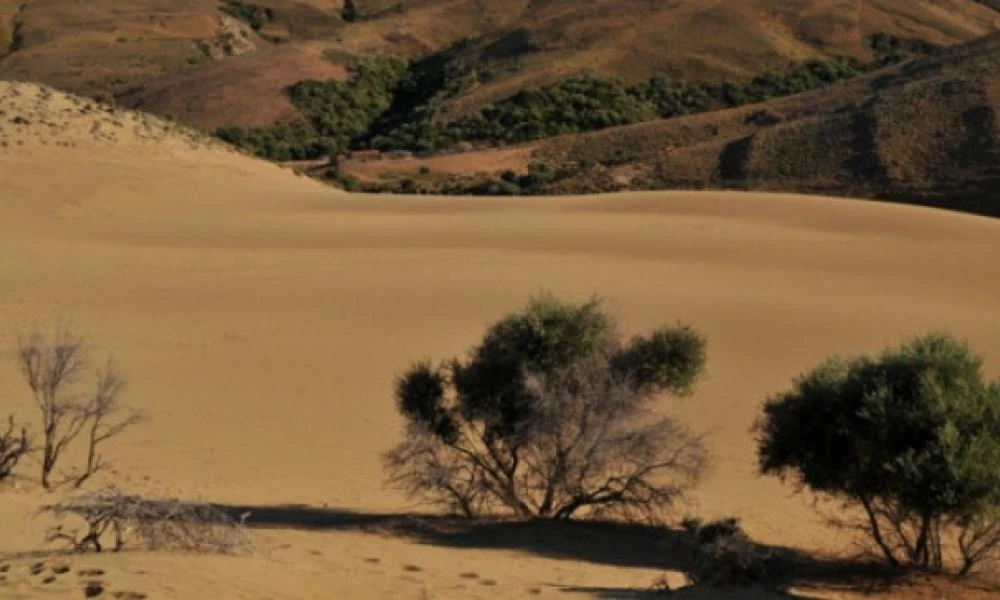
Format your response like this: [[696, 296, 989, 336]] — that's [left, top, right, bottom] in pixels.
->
[[213, 32, 931, 164], [871, 32, 939, 66]]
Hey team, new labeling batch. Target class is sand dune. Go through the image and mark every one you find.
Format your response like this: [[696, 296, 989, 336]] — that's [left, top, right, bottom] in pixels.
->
[[1, 82, 999, 598]]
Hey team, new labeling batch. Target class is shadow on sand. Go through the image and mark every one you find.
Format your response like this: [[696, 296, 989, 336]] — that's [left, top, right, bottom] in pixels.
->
[[204, 502, 985, 598]]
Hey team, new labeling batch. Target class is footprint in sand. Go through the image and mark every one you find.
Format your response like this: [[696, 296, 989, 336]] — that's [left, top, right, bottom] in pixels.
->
[[402, 564, 424, 573], [79, 569, 106, 577], [363, 557, 381, 564], [458, 572, 479, 580], [113, 592, 148, 600], [479, 579, 497, 586]]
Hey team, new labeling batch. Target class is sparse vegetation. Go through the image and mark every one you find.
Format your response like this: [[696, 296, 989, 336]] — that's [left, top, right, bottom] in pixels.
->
[[219, 1, 274, 31], [385, 294, 708, 522], [42, 487, 251, 553], [756, 334, 1000, 575], [871, 32, 939, 66], [17, 330, 142, 489]]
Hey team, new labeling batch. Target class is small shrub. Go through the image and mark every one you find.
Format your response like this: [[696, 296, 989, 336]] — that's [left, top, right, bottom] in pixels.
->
[[337, 174, 361, 191], [684, 518, 777, 586]]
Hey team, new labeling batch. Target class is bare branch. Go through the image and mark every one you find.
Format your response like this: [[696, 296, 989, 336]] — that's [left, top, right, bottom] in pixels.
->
[[40, 487, 252, 554], [0, 415, 31, 481]]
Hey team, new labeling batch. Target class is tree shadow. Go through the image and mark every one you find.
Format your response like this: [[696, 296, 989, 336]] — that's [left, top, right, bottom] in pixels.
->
[[199, 502, 1000, 598], [555, 584, 822, 599], [206, 501, 982, 598], [215, 503, 690, 570]]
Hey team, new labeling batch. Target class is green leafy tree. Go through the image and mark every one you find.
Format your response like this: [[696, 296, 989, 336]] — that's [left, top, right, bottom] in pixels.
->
[[385, 294, 709, 522], [756, 334, 1000, 575]]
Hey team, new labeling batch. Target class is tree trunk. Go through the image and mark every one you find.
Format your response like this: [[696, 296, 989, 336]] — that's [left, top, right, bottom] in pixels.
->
[[861, 498, 900, 567]]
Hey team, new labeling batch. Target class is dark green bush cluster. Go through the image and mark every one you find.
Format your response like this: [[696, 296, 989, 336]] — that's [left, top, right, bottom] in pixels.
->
[[214, 120, 335, 161], [871, 32, 939, 66], [370, 58, 859, 150], [288, 55, 408, 149], [366, 53, 479, 152], [219, 1, 274, 31], [716, 58, 859, 106], [449, 74, 659, 144]]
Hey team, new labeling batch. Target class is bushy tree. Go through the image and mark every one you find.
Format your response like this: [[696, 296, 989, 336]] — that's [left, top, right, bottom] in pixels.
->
[[385, 295, 709, 522], [756, 334, 1000, 575]]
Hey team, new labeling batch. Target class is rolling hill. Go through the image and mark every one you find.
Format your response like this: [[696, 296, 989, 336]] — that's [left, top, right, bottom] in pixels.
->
[[330, 31, 1000, 217], [524, 31, 1000, 216], [2, 0, 1000, 132]]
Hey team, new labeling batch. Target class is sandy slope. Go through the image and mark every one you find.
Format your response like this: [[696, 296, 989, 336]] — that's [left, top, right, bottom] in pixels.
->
[[1, 82, 999, 599]]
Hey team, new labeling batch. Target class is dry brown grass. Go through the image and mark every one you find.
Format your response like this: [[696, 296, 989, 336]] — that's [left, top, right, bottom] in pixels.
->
[[339, 144, 538, 183], [118, 42, 347, 129]]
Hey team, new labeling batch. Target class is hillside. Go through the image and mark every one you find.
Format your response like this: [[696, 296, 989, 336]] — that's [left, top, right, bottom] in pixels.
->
[[524, 31, 1000, 216], [332, 32, 1000, 217], [2, 0, 999, 132]]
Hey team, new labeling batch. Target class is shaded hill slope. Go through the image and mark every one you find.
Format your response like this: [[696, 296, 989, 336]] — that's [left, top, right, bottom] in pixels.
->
[[513, 32, 1000, 216]]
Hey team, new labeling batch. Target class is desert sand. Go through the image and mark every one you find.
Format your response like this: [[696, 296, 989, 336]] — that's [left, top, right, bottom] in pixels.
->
[[1, 82, 999, 599]]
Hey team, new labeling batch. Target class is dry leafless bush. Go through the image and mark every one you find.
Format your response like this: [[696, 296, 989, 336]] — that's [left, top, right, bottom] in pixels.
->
[[40, 487, 252, 554], [0, 414, 31, 481], [17, 329, 142, 488]]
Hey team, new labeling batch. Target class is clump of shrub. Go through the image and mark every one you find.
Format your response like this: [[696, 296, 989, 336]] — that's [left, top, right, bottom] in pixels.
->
[[870, 32, 939, 67], [385, 294, 709, 522], [219, 1, 274, 31], [684, 518, 778, 586], [756, 334, 1000, 575]]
